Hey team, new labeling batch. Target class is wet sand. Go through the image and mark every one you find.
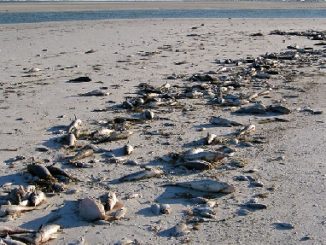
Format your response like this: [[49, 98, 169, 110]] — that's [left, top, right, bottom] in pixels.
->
[[0, 18, 325, 244]]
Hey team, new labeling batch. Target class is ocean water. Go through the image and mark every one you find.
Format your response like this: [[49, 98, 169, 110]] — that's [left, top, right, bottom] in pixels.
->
[[0, 2, 326, 24]]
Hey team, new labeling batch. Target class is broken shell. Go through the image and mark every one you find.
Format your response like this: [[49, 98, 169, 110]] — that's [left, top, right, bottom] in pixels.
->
[[79, 198, 106, 221]]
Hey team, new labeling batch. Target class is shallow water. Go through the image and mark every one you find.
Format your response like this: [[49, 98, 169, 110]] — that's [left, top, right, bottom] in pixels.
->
[[0, 8, 325, 24]]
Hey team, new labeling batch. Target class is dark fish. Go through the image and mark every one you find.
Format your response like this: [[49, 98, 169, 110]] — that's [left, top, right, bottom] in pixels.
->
[[27, 164, 54, 180], [66, 76, 91, 83]]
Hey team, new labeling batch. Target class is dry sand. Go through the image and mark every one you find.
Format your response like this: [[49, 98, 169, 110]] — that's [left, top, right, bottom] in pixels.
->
[[0, 17, 325, 244], [1, 1, 326, 12]]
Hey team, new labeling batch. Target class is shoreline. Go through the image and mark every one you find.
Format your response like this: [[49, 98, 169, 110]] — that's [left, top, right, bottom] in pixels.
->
[[1, 1, 326, 13]]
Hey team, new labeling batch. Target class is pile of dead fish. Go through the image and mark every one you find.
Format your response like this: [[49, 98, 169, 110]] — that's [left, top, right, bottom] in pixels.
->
[[1, 28, 325, 243]]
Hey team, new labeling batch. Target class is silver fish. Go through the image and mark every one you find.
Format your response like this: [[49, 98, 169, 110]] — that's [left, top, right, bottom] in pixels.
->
[[119, 168, 163, 182], [79, 89, 109, 97], [0, 205, 39, 217], [2, 236, 27, 245], [67, 133, 77, 147], [177, 160, 212, 170], [71, 148, 94, 162], [192, 207, 216, 218], [34, 224, 60, 245], [0, 226, 34, 237], [210, 116, 242, 127], [182, 148, 227, 163], [172, 179, 235, 194], [237, 124, 256, 136]]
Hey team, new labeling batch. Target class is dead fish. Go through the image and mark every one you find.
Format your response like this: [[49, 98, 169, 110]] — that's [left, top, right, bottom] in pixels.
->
[[267, 105, 291, 114], [27, 67, 41, 73], [150, 204, 161, 215], [0, 205, 39, 217], [272, 222, 294, 230], [108, 207, 127, 221], [0, 226, 34, 237], [171, 179, 235, 194], [79, 89, 109, 97], [34, 224, 60, 245], [67, 76, 91, 83], [177, 160, 212, 170], [105, 192, 117, 211], [124, 144, 134, 155], [46, 165, 74, 180], [150, 203, 171, 215], [67, 118, 82, 134], [206, 133, 217, 145], [93, 128, 114, 138], [173, 223, 190, 237], [71, 148, 94, 162], [143, 110, 155, 120], [119, 168, 163, 182], [237, 124, 256, 136], [2, 236, 27, 245], [28, 191, 46, 206], [160, 204, 171, 214], [67, 133, 77, 147], [210, 116, 242, 127], [27, 164, 54, 181], [182, 148, 227, 163], [94, 131, 133, 144], [72, 162, 93, 168], [244, 203, 267, 210], [192, 207, 216, 218], [235, 103, 267, 114], [79, 198, 106, 221]]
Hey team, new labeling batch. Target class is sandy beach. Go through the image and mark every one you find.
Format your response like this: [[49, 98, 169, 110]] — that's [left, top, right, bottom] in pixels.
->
[[0, 14, 325, 245], [1, 1, 326, 12]]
